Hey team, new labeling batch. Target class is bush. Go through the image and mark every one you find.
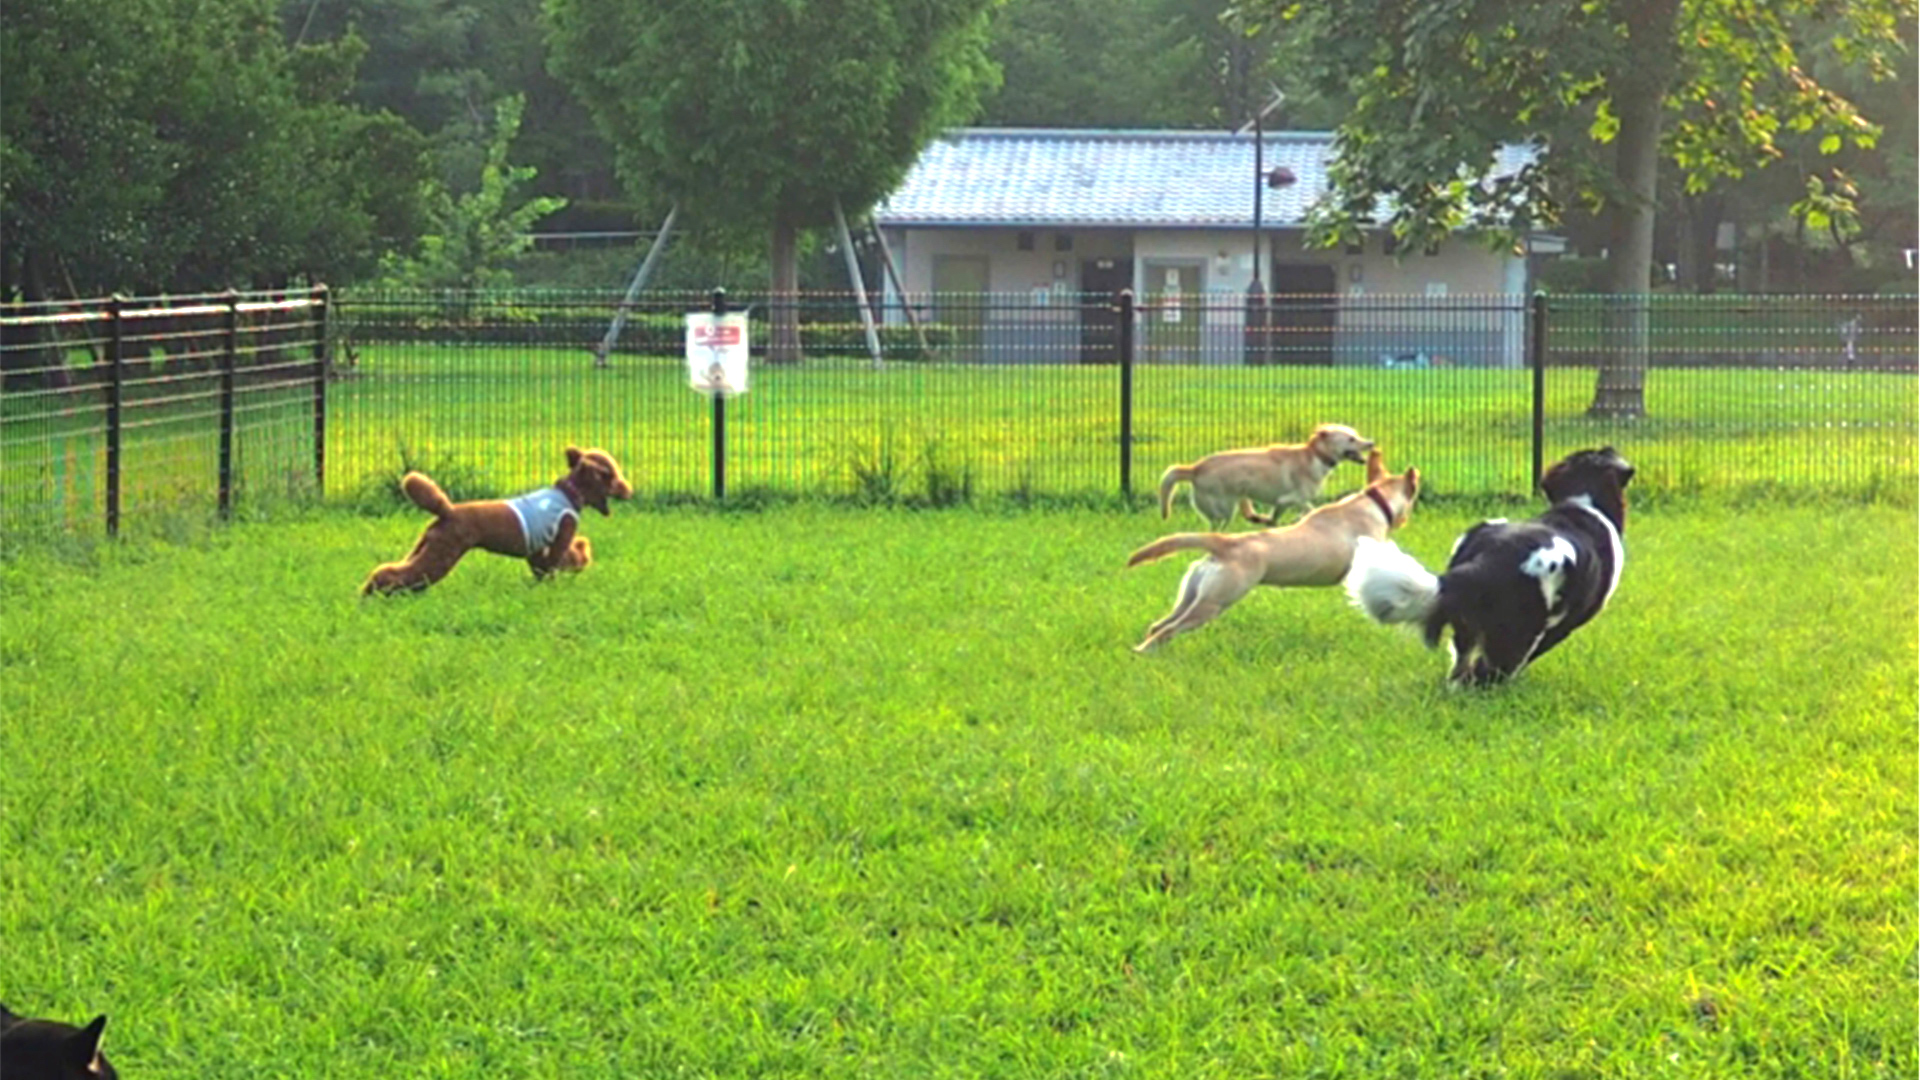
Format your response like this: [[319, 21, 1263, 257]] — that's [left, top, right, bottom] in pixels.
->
[[337, 292, 955, 360]]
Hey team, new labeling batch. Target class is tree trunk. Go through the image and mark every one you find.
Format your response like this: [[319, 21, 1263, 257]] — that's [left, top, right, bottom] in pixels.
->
[[0, 247, 69, 390], [1588, 0, 1679, 419], [1677, 193, 1724, 295], [768, 214, 803, 365]]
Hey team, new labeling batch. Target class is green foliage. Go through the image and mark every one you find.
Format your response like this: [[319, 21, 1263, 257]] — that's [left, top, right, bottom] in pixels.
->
[[1, 0, 431, 295], [845, 427, 906, 504], [982, 0, 1349, 130], [1255, 0, 1912, 261], [280, 0, 622, 226], [348, 439, 502, 514], [842, 427, 978, 505], [378, 96, 568, 291], [336, 294, 956, 358], [1536, 257, 1615, 294], [544, 0, 1001, 235], [2, 502, 1914, 1075]]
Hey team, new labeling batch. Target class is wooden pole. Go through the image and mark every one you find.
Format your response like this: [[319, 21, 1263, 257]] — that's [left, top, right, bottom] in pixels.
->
[[595, 203, 680, 368], [867, 219, 934, 359], [833, 200, 885, 369]]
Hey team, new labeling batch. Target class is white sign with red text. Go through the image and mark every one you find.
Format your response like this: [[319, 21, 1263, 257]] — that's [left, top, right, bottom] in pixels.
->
[[685, 311, 750, 395]]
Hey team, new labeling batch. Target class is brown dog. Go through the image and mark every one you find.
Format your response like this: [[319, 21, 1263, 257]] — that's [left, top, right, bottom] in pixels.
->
[[1157, 423, 1376, 529], [1128, 449, 1418, 651], [362, 446, 633, 595]]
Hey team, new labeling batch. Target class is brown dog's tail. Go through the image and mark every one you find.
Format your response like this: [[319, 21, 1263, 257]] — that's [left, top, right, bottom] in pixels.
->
[[1157, 464, 1195, 519], [401, 472, 455, 518], [1127, 532, 1234, 568]]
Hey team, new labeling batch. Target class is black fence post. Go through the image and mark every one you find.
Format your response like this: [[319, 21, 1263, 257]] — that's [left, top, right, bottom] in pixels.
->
[[1243, 285, 1268, 366], [1117, 288, 1135, 498], [313, 284, 329, 498], [1529, 290, 1547, 492], [219, 290, 239, 518], [711, 287, 727, 501], [105, 295, 125, 538]]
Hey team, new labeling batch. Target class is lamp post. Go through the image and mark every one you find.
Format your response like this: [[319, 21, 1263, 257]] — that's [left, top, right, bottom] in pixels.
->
[[1242, 90, 1294, 366], [1244, 107, 1269, 366]]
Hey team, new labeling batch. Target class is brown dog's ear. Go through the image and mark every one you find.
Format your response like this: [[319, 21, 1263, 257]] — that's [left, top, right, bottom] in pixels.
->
[[566, 446, 584, 469], [1392, 468, 1420, 525]]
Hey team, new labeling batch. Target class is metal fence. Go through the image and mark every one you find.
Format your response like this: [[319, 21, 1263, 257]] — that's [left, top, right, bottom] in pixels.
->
[[0, 289, 328, 545], [324, 288, 1915, 508], [2, 287, 1913, 545]]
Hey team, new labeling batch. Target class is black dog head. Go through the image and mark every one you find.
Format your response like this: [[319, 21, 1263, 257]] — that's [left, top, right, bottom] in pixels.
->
[[1541, 446, 1635, 529], [0, 1005, 118, 1080]]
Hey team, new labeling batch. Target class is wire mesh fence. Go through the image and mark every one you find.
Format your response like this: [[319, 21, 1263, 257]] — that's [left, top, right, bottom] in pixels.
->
[[1, 289, 327, 546], [3, 286, 1913, 547], [325, 288, 1915, 509], [1542, 293, 1917, 499]]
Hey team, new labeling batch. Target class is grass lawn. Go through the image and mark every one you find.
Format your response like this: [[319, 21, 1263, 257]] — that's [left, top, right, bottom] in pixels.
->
[[323, 348, 1918, 505], [2, 499, 1914, 1078], [8, 347, 1912, 544]]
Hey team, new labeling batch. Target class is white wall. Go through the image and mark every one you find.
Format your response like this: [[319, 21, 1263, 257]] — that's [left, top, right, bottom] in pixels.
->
[[1330, 238, 1528, 367], [880, 226, 1531, 366], [884, 227, 1129, 295]]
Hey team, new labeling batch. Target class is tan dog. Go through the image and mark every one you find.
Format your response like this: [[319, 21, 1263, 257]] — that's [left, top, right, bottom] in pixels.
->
[[1157, 423, 1376, 529], [1128, 450, 1419, 651], [362, 446, 633, 595]]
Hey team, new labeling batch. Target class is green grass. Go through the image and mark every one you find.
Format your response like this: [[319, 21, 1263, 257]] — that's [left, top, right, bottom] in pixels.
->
[[319, 347, 1917, 506], [7, 344, 1913, 543], [3, 500, 1914, 1078]]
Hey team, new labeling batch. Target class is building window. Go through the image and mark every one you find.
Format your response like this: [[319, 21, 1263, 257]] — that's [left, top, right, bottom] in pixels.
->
[[1017, 231, 1035, 252], [1054, 233, 1074, 252]]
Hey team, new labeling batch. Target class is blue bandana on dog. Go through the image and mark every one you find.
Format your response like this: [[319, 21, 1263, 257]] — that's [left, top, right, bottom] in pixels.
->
[[505, 487, 577, 552]]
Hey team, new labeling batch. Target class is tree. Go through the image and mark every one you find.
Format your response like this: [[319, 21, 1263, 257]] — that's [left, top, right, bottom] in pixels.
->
[[981, 0, 1347, 130], [1247, 0, 1911, 416], [378, 95, 568, 291], [2, 0, 429, 299], [545, 0, 999, 361], [279, 0, 625, 220]]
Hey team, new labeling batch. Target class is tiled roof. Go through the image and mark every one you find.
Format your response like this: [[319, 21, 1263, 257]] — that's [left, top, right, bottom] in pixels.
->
[[874, 128, 1537, 230]]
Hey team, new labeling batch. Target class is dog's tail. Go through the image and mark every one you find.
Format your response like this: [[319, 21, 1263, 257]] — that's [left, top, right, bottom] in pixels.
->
[[1127, 532, 1233, 568], [1344, 536, 1441, 632], [1157, 465, 1195, 519], [400, 472, 456, 519]]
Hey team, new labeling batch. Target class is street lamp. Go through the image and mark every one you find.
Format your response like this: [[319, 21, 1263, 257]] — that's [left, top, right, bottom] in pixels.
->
[[1243, 90, 1293, 365]]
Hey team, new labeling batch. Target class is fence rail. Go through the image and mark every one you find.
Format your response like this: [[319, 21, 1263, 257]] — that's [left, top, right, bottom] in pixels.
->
[[1, 287, 329, 544], [3, 286, 1913, 545]]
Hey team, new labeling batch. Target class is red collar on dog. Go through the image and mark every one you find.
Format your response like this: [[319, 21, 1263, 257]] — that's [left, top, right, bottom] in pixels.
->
[[554, 475, 585, 509], [1313, 445, 1340, 468], [1365, 487, 1395, 524]]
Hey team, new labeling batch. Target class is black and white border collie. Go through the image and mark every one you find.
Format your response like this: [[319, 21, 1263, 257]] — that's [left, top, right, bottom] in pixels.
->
[[1343, 447, 1634, 686]]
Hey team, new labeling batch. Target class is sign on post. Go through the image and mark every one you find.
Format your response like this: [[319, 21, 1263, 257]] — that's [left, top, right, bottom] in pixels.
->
[[686, 311, 750, 395]]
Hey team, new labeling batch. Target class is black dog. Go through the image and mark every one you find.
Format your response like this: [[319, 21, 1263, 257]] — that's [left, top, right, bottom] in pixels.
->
[[0, 1004, 118, 1080], [1343, 447, 1634, 685]]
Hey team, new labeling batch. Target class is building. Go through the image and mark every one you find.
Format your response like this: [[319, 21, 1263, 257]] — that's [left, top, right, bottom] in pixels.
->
[[872, 128, 1558, 366]]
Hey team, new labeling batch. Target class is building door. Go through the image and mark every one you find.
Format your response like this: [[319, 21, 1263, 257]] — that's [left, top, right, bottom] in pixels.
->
[[932, 255, 990, 353], [1269, 262, 1336, 365], [1142, 261, 1204, 364], [1079, 257, 1133, 363]]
